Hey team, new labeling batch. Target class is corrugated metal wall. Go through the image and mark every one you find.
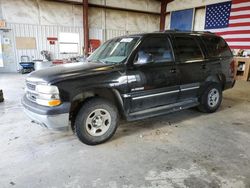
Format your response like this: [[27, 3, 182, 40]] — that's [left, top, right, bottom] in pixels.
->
[[7, 23, 141, 70], [106, 29, 127, 40], [8, 23, 84, 64]]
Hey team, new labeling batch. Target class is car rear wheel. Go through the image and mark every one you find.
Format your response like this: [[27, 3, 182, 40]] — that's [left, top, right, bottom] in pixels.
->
[[75, 98, 118, 145], [198, 83, 222, 113]]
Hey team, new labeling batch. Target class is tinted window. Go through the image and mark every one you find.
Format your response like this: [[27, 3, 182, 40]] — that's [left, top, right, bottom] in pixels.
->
[[134, 37, 173, 64], [202, 36, 232, 58], [175, 36, 203, 62]]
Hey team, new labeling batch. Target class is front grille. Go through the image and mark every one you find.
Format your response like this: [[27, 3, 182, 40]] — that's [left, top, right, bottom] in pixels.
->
[[26, 82, 37, 102], [26, 82, 36, 91]]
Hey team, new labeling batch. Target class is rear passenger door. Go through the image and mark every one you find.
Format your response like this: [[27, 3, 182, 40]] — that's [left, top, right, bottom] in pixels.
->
[[172, 34, 206, 100]]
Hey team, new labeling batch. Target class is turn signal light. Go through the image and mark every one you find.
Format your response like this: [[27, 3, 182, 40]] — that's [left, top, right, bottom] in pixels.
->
[[48, 99, 61, 106]]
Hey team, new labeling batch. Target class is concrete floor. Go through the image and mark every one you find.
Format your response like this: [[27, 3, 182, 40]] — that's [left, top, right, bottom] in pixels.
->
[[0, 73, 250, 188]]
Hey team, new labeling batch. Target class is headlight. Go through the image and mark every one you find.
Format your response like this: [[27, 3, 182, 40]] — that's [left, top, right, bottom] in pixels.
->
[[35, 85, 61, 107], [36, 85, 59, 94]]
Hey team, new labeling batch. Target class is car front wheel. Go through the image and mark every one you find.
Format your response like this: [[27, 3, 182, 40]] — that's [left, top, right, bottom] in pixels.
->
[[75, 98, 118, 145]]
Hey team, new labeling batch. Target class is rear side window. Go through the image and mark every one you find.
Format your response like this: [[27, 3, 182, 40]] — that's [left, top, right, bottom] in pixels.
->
[[201, 36, 232, 58], [174, 36, 203, 62]]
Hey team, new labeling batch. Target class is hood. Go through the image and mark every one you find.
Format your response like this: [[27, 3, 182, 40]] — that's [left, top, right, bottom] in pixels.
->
[[26, 62, 120, 84]]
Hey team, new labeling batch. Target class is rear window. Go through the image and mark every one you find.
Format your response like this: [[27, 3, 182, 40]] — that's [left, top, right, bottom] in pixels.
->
[[201, 36, 232, 58], [174, 36, 203, 62]]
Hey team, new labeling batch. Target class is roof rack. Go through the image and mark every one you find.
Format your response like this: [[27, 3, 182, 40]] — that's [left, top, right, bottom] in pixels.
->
[[192, 31, 215, 34], [160, 30, 215, 34]]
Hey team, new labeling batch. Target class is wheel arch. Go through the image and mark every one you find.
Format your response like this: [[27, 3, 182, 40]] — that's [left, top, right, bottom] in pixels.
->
[[69, 88, 123, 131], [205, 73, 226, 88]]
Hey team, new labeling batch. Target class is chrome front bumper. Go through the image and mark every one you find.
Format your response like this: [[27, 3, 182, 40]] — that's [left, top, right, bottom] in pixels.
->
[[23, 107, 69, 130]]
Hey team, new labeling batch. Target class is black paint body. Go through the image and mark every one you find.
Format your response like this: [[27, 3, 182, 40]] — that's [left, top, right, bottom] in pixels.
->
[[24, 31, 235, 122]]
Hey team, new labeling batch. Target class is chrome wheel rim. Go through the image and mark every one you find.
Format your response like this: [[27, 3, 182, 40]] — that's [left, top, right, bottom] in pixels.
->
[[208, 88, 220, 108], [85, 109, 111, 137]]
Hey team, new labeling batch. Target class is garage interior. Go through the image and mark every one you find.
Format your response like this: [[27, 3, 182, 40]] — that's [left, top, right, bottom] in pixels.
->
[[0, 0, 250, 187]]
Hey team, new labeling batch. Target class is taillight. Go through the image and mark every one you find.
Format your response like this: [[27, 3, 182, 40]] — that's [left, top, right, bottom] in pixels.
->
[[230, 60, 235, 75]]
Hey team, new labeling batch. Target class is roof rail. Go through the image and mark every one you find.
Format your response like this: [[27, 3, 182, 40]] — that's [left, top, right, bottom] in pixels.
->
[[163, 29, 180, 32], [161, 30, 215, 34], [192, 30, 215, 34], [154, 30, 216, 35]]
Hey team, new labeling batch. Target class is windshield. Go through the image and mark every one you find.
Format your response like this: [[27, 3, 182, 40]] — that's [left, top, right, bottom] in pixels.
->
[[87, 37, 140, 64]]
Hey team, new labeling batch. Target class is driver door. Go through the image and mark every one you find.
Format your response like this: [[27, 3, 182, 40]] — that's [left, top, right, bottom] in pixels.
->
[[126, 36, 180, 113]]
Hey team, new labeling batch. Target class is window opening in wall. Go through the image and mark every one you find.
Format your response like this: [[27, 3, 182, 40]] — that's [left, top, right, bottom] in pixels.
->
[[59, 32, 79, 54]]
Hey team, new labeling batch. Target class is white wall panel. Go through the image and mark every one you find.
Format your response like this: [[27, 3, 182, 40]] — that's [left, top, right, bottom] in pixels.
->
[[104, 0, 160, 12], [89, 28, 103, 41], [39, 1, 74, 26], [147, 15, 160, 31], [148, 0, 161, 13], [0, 37, 3, 67], [167, 0, 231, 12], [89, 7, 103, 28], [124, 0, 148, 11], [106, 10, 127, 30], [8, 23, 84, 70], [165, 14, 171, 30], [106, 29, 126, 40], [1, 0, 39, 25], [193, 8, 206, 31], [127, 13, 148, 32]]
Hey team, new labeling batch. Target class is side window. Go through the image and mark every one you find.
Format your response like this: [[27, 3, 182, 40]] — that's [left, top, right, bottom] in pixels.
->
[[202, 36, 232, 58], [174, 36, 203, 62], [134, 37, 173, 65]]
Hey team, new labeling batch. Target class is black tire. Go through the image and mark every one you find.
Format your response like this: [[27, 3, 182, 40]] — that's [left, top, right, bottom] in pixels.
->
[[197, 83, 222, 113], [75, 98, 118, 145]]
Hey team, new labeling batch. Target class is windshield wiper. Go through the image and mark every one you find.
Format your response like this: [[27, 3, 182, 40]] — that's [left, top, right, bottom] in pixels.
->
[[98, 59, 106, 64]]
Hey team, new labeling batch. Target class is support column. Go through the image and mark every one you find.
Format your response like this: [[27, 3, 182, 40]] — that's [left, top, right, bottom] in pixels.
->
[[160, 0, 173, 31], [83, 0, 89, 56]]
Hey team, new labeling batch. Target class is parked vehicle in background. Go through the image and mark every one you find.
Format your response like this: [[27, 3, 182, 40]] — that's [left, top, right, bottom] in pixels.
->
[[22, 30, 235, 145]]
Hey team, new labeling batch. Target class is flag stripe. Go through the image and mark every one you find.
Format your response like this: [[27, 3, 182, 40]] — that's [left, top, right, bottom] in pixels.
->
[[227, 42, 250, 46], [226, 38, 250, 42], [206, 26, 250, 32], [216, 30, 250, 35], [231, 2, 250, 8], [230, 10, 250, 16], [229, 18, 250, 23], [232, 0, 250, 4], [229, 14, 250, 19], [228, 46, 250, 49], [231, 6, 250, 12], [229, 22, 250, 27], [221, 34, 250, 39]]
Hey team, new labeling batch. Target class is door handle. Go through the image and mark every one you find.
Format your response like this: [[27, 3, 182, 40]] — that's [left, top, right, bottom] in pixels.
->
[[170, 68, 176, 73]]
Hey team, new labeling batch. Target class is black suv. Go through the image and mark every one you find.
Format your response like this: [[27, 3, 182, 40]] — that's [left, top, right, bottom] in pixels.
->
[[22, 31, 235, 145]]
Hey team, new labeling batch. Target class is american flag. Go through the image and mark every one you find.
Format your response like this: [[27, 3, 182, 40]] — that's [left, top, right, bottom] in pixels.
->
[[205, 0, 250, 49]]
